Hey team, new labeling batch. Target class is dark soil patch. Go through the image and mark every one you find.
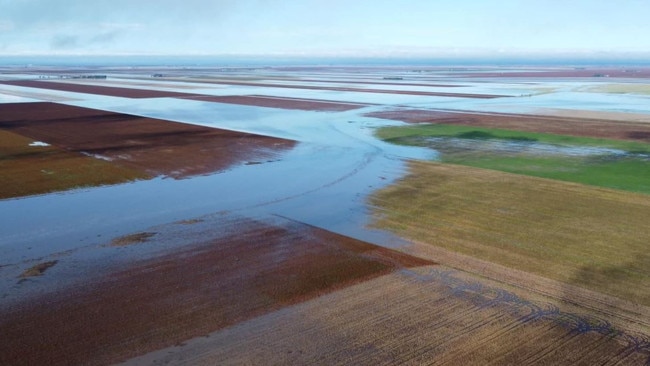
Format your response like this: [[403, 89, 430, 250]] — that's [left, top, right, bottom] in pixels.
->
[[110, 232, 156, 247], [180, 94, 370, 111], [0, 102, 296, 179], [19, 261, 58, 278], [0, 80, 191, 98]]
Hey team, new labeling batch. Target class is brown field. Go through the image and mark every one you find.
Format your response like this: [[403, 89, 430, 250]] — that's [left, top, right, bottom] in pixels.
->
[[0, 129, 149, 199], [296, 78, 463, 88], [0, 216, 433, 366], [0, 102, 295, 181], [2, 78, 507, 99], [366, 109, 650, 142], [179, 94, 371, 111], [0, 80, 374, 111], [169, 79, 507, 99], [0, 80, 192, 98], [369, 161, 650, 307]]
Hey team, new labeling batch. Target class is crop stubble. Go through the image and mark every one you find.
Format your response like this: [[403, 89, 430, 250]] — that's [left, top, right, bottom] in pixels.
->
[[369, 161, 650, 307], [123, 268, 650, 365]]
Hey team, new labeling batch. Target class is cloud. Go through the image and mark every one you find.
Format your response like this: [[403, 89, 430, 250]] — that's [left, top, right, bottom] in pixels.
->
[[51, 34, 79, 50]]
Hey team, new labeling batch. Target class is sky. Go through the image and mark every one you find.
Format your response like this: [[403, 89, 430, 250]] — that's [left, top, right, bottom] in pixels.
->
[[2, 0, 650, 59]]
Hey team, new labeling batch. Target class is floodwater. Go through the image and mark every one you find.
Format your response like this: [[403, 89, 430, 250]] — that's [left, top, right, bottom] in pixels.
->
[[1, 67, 650, 299]]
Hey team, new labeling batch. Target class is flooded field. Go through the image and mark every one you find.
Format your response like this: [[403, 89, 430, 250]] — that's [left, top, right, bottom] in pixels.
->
[[1, 65, 650, 364]]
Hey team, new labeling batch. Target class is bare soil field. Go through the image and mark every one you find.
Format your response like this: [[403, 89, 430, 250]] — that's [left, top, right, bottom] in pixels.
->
[[296, 78, 462, 88], [0, 129, 148, 199], [0, 80, 193, 98], [366, 109, 650, 142], [0, 216, 433, 366], [0, 102, 295, 180], [179, 94, 371, 111], [0, 80, 373, 111], [123, 268, 650, 365], [174, 79, 507, 99]]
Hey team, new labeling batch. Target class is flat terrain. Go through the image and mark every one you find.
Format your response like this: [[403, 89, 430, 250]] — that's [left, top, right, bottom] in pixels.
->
[[369, 161, 650, 306], [1, 65, 650, 365], [0, 129, 147, 199], [375, 123, 650, 194], [366, 109, 650, 142], [0, 215, 432, 365], [0, 102, 294, 198]]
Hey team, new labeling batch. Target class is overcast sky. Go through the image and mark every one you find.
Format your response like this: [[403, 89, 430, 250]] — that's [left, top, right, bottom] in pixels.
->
[[2, 0, 650, 59]]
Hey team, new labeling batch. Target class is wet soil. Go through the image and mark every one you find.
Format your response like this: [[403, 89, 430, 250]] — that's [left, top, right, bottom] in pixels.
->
[[181, 80, 507, 98], [179, 94, 371, 111], [0, 216, 433, 366], [0, 80, 192, 98], [0, 80, 375, 111], [0, 102, 296, 179], [366, 109, 650, 142]]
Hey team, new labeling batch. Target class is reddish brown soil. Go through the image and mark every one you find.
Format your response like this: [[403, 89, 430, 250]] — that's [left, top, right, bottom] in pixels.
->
[[366, 109, 650, 142], [0, 102, 295, 178], [0, 217, 434, 366], [191, 80, 506, 99], [180, 94, 371, 111], [455, 68, 650, 78], [1, 78, 506, 99], [0, 80, 192, 98], [0, 80, 373, 111]]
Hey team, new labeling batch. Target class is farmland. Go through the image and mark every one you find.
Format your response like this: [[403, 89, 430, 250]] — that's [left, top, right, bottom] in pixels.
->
[[375, 124, 650, 193], [369, 161, 650, 306], [1, 64, 650, 364]]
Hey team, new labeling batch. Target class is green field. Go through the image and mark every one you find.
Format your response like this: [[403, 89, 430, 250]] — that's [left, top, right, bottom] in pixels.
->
[[376, 124, 650, 194], [369, 161, 650, 306]]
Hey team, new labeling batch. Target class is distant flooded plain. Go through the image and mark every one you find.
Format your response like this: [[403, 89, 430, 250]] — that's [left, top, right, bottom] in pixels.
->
[[1, 65, 650, 365]]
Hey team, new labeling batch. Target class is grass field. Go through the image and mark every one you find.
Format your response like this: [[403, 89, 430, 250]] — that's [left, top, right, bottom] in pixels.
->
[[369, 161, 650, 306], [376, 124, 650, 194], [0, 129, 149, 199]]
